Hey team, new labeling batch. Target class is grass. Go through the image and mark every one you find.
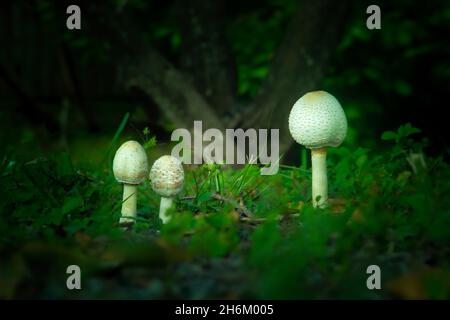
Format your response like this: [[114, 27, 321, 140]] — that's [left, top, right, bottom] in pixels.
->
[[0, 124, 449, 299]]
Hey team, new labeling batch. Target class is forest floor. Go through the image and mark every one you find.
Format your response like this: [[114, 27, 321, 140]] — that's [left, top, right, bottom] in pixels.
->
[[0, 123, 449, 299]]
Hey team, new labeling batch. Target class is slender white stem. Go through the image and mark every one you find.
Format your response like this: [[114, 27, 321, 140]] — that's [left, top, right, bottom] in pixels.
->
[[159, 197, 173, 224], [120, 184, 137, 223], [311, 148, 328, 208]]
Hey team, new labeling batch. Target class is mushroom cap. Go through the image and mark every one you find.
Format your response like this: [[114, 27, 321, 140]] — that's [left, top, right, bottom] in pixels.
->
[[113, 140, 148, 184], [149, 155, 184, 198], [288, 91, 347, 149]]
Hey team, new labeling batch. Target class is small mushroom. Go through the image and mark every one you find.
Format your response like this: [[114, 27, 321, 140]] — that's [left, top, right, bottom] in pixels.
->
[[149, 155, 184, 223], [288, 91, 347, 208], [113, 140, 148, 223]]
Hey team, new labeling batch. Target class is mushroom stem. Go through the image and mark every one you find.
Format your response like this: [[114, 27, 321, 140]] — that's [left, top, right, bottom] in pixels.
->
[[311, 148, 328, 208], [120, 184, 137, 223], [159, 197, 173, 224]]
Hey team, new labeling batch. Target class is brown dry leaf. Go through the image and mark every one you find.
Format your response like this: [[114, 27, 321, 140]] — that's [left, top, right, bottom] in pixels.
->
[[387, 268, 450, 299], [100, 249, 126, 265], [0, 253, 28, 299], [156, 238, 189, 261], [287, 200, 304, 211], [328, 198, 346, 214], [74, 232, 91, 247], [349, 207, 364, 223]]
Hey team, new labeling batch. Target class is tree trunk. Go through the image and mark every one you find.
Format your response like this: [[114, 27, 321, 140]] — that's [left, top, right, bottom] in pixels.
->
[[177, 0, 237, 117], [58, 44, 99, 132], [125, 47, 224, 131], [236, 0, 351, 153], [77, 1, 225, 132], [0, 64, 59, 132], [64, 0, 350, 153]]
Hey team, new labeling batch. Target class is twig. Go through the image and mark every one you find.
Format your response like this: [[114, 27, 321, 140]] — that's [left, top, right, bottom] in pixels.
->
[[241, 213, 299, 225], [211, 193, 253, 218], [182, 193, 254, 218]]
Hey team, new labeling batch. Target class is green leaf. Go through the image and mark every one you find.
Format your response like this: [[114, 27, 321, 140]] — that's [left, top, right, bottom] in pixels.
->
[[100, 112, 129, 167], [397, 123, 421, 139], [143, 136, 157, 150], [62, 195, 84, 215], [381, 131, 397, 141]]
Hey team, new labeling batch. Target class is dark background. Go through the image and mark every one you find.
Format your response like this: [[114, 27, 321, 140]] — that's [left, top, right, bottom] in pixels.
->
[[0, 0, 449, 164]]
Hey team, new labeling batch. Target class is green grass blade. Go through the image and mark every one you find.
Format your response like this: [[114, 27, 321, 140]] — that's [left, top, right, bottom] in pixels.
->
[[100, 112, 130, 169]]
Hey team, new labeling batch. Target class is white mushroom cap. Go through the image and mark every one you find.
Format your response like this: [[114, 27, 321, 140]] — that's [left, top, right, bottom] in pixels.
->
[[113, 140, 148, 185], [288, 91, 347, 149], [149, 155, 184, 198]]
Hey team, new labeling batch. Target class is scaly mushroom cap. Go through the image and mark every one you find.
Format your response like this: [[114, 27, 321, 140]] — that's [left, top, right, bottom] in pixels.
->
[[288, 91, 347, 149], [150, 155, 184, 198], [113, 140, 148, 184]]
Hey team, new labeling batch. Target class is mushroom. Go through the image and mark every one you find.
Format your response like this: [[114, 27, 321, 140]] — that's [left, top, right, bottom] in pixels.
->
[[149, 155, 184, 223], [113, 140, 148, 223], [288, 90, 347, 208]]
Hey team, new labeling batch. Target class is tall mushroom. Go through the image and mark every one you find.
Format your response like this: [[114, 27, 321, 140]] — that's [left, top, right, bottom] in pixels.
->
[[149, 155, 184, 224], [113, 140, 148, 223], [288, 91, 347, 208]]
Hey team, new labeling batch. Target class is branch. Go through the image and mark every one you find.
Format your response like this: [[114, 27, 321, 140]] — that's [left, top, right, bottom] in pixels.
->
[[125, 47, 225, 131], [82, 2, 226, 131]]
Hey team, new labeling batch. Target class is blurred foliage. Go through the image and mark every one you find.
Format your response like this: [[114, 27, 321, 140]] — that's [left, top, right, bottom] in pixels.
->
[[228, 0, 297, 99], [0, 124, 449, 299], [322, 0, 450, 148]]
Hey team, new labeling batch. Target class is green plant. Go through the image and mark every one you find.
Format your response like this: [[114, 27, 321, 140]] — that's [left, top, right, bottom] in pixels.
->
[[0, 124, 449, 299]]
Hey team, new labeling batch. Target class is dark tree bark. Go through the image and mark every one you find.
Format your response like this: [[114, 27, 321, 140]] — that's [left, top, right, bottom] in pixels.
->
[[236, 0, 351, 153], [177, 0, 237, 117], [0, 2, 59, 132], [125, 46, 225, 131], [69, 1, 225, 133], [58, 44, 99, 132], [48, 0, 350, 152], [0, 64, 59, 132], [120, 0, 350, 152]]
